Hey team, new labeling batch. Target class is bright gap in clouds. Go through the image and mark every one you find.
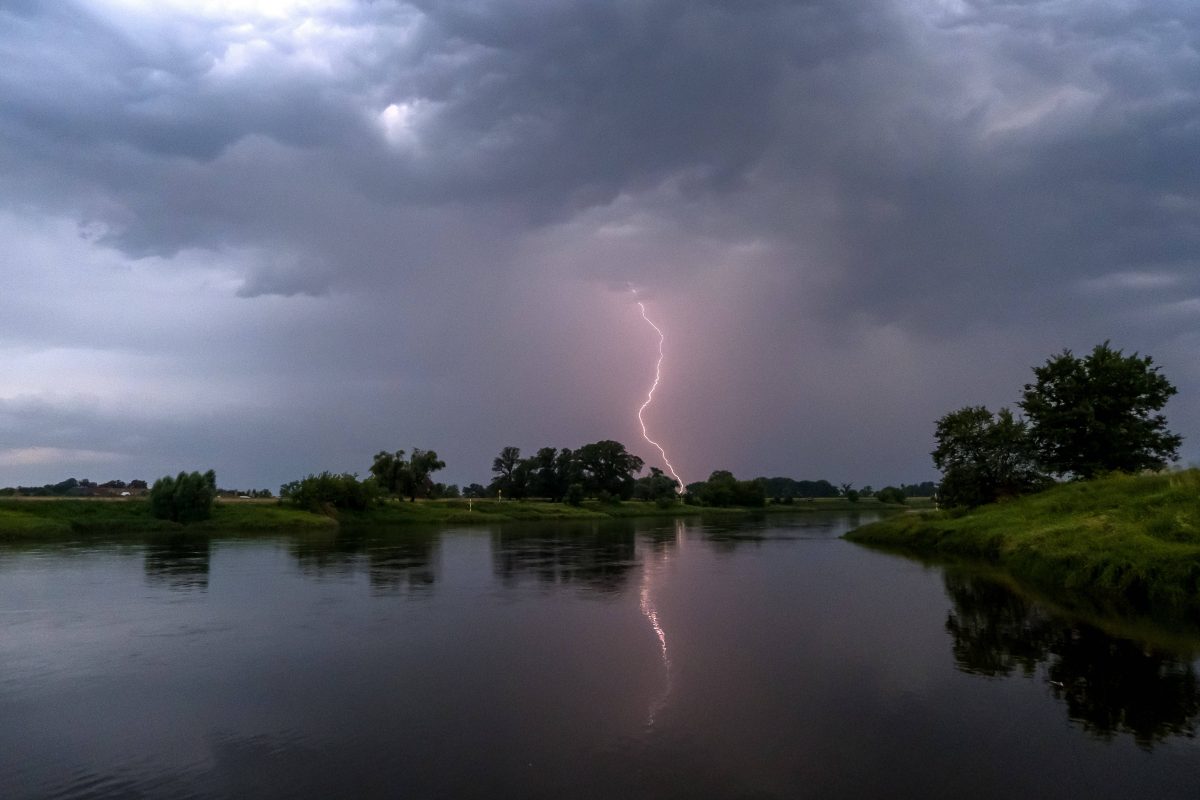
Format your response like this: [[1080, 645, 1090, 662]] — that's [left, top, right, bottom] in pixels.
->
[[84, 0, 347, 20]]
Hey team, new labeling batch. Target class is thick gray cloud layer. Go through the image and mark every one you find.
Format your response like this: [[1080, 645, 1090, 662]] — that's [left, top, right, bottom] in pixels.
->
[[1, 0, 1198, 489]]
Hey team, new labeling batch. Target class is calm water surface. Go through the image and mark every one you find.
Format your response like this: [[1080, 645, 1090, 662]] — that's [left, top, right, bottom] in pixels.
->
[[2, 513, 1198, 799]]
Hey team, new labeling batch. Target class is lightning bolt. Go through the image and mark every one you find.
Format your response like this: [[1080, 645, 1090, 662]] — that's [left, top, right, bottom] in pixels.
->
[[632, 289, 685, 492]]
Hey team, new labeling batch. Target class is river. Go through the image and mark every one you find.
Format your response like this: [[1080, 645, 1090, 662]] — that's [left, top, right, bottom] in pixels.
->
[[2, 513, 1197, 799]]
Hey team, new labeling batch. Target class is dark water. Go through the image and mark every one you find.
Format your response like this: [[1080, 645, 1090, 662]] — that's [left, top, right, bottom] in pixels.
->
[[2, 514, 1198, 799]]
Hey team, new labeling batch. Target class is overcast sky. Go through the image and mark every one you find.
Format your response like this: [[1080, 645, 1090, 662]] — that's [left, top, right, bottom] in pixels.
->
[[2, 0, 1198, 491]]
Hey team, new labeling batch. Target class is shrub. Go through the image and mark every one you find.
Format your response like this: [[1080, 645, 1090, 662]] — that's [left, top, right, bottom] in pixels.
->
[[150, 470, 217, 523], [692, 471, 766, 507], [565, 483, 585, 506], [875, 486, 907, 505], [280, 472, 379, 513]]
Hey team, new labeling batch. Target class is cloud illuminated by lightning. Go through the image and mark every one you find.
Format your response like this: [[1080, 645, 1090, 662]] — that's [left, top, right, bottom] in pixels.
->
[[632, 289, 685, 492]]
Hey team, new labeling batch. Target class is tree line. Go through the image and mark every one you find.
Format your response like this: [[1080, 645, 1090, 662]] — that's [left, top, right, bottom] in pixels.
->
[[9, 437, 943, 526], [0, 477, 150, 497], [482, 440, 662, 504], [933, 342, 1182, 507]]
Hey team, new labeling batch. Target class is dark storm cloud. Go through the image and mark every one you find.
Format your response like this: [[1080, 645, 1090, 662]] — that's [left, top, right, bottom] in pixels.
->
[[1, 0, 1198, 486], [4, 1, 887, 248]]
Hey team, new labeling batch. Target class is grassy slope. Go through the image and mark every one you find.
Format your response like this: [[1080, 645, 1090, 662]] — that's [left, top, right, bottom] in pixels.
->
[[845, 470, 1200, 615]]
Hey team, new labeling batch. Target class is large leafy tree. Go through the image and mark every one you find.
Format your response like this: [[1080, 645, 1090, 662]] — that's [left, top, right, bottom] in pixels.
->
[[281, 472, 378, 512], [554, 448, 582, 496], [633, 467, 680, 503], [689, 470, 765, 507], [407, 449, 447, 501], [150, 469, 217, 523], [575, 440, 645, 499], [370, 450, 408, 495], [371, 448, 446, 501], [932, 406, 1046, 507], [1019, 342, 1182, 478], [490, 446, 523, 497], [527, 447, 562, 500]]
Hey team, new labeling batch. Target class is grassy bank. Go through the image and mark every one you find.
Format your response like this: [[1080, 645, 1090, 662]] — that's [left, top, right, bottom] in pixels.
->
[[0, 498, 336, 540], [261, 497, 885, 526], [845, 470, 1200, 617], [0, 494, 911, 540]]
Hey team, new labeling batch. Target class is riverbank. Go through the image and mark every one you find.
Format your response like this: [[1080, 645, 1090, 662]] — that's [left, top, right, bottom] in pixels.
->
[[845, 470, 1200, 617], [0, 498, 337, 538], [0, 495, 914, 539]]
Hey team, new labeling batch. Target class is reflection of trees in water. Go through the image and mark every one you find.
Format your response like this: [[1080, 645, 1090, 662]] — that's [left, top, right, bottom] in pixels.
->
[[288, 530, 439, 595], [492, 523, 640, 594], [366, 535, 438, 595], [700, 513, 873, 551], [943, 571, 1200, 748], [698, 518, 768, 552], [944, 575, 1058, 677], [144, 536, 211, 591], [640, 520, 683, 556]]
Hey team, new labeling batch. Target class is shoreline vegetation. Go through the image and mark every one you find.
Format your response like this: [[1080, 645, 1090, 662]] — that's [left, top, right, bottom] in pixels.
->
[[0, 495, 922, 541], [845, 470, 1200, 619]]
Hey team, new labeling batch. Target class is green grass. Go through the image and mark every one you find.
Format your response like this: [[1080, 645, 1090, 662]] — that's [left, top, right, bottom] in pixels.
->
[[845, 470, 1200, 617], [0, 498, 335, 540], [0, 507, 73, 537], [0, 498, 174, 538], [0, 493, 916, 541], [192, 502, 338, 533]]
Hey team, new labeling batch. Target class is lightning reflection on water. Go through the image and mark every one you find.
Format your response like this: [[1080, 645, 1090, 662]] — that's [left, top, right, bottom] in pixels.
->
[[639, 521, 683, 728]]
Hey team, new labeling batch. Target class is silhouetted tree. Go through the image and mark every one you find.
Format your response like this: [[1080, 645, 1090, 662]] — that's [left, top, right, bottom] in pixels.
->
[[1020, 342, 1182, 478], [575, 440, 645, 499], [933, 406, 1047, 507], [634, 467, 680, 503], [281, 472, 379, 512], [150, 469, 217, 523], [491, 446, 523, 497], [370, 448, 446, 501], [369, 450, 408, 495], [406, 448, 446, 501], [527, 447, 562, 499], [693, 470, 766, 507], [554, 448, 583, 498]]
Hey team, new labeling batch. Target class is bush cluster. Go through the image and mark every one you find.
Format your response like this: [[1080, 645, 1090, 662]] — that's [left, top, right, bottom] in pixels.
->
[[280, 472, 379, 513], [874, 486, 907, 505], [686, 471, 766, 507], [150, 470, 217, 523]]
